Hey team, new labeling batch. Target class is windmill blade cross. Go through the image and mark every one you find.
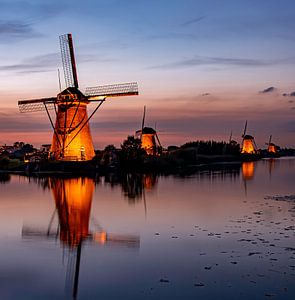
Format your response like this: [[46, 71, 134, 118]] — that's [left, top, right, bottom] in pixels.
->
[[141, 105, 146, 132], [18, 97, 57, 113], [85, 82, 138, 99], [60, 33, 78, 89], [243, 120, 248, 137]]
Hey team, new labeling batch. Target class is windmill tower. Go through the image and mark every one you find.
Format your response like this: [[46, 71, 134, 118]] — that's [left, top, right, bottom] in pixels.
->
[[241, 121, 257, 154], [135, 106, 161, 155], [266, 135, 277, 153], [18, 34, 138, 161]]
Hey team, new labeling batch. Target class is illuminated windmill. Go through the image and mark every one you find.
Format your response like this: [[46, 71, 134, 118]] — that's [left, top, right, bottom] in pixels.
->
[[241, 121, 257, 154], [18, 33, 138, 161], [266, 135, 278, 154], [135, 106, 161, 155]]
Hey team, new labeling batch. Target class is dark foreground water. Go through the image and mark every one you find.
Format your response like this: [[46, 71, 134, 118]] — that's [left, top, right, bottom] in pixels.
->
[[0, 158, 294, 300]]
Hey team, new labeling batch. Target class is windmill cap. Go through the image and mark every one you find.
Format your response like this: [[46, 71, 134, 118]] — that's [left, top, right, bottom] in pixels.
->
[[142, 127, 156, 134], [59, 87, 84, 97], [243, 134, 254, 139]]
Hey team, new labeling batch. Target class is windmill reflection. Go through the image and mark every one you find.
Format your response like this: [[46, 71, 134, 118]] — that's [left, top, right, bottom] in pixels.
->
[[22, 177, 139, 300], [242, 161, 255, 196], [52, 178, 93, 248], [103, 173, 158, 202], [266, 158, 276, 179], [242, 162, 255, 180], [122, 173, 157, 201]]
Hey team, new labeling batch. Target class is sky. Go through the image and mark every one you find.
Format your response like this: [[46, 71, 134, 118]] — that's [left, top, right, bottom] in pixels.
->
[[0, 0, 295, 148]]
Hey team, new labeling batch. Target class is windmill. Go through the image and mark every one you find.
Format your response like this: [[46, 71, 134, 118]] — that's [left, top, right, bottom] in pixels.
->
[[135, 106, 162, 155], [266, 135, 278, 154], [18, 33, 138, 161], [241, 121, 257, 154]]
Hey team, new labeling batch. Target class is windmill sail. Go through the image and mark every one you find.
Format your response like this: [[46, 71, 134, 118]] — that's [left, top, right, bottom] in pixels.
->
[[242, 120, 247, 137], [60, 33, 78, 89], [18, 97, 57, 113], [85, 82, 138, 99], [141, 105, 146, 132]]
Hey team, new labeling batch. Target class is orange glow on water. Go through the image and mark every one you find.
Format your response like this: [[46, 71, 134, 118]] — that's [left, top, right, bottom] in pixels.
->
[[242, 162, 255, 180], [51, 177, 94, 247], [93, 231, 107, 245], [143, 174, 157, 190]]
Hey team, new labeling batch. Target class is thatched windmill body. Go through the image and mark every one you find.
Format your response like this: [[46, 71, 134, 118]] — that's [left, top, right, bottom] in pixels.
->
[[18, 34, 138, 161], [135, 106, 161, 155], [266, 135, 278, 153], [241, 121, 257, 154]]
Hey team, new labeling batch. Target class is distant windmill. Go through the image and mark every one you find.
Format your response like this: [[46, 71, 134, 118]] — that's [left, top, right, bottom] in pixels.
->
[[135, 106, 162, 155], [266, 135, 278, 153], [241, 121, 257, 154], [229, 130, 233, 143], [18, 33, 138, 161], [228, 130, 238, 145]]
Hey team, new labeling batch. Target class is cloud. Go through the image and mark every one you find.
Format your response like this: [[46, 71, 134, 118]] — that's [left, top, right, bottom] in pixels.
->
[[0, 1, 67, 43], [0, 21, 41, 42], [0, 52, 98, 74], [0, 1, 65, 20], [145, 32, 198, 41], [0, 53, 58, 74], [181, 16, 206, 27], [259, 86, 276, 94], [147, 55, 294, 70]]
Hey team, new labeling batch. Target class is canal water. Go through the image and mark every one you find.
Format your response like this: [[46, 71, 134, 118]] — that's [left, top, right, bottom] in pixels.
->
[[0, 158, 294, 299]]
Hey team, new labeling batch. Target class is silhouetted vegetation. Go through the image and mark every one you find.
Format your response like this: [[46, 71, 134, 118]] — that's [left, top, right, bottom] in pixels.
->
[[1, 137, 294, 175], [180, 140, 240, 155], [119, 136, 146, 169]]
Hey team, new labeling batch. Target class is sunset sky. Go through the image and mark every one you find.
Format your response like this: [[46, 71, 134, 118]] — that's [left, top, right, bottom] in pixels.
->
[[0, 0, 294, 148]]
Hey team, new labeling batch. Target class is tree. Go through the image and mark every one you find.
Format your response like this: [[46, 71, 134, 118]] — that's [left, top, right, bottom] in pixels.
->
[[120, 136, 145, 167]]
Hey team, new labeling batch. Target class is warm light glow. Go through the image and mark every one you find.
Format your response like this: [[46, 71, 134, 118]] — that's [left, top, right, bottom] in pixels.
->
[[93, 231, 107, 245], [267, 144, 276, 153], [141, 133, 156, 155], [50, 92, 95, 161], [51, 177, 94, 247], [242, 162, 255, 180], [241, 138, 256, 154], [143, 174, 157, 190]]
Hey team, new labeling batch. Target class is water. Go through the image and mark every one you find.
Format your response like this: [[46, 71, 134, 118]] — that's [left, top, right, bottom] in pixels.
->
[[0, 158, 294, 300]]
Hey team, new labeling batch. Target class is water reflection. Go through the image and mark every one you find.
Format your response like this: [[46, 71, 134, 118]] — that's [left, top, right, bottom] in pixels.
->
[[242, 162, 255, 180], [265, 158, 276, 179], [102, 173, 158, 202], [22, 177, 139, 299], [1, 158, 295, 299], [0, 172, 11, 184], [51, 178, 94, 248]]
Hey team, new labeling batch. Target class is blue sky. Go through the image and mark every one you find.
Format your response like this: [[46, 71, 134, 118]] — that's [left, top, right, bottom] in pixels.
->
[[0, 0, 295, 147]]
